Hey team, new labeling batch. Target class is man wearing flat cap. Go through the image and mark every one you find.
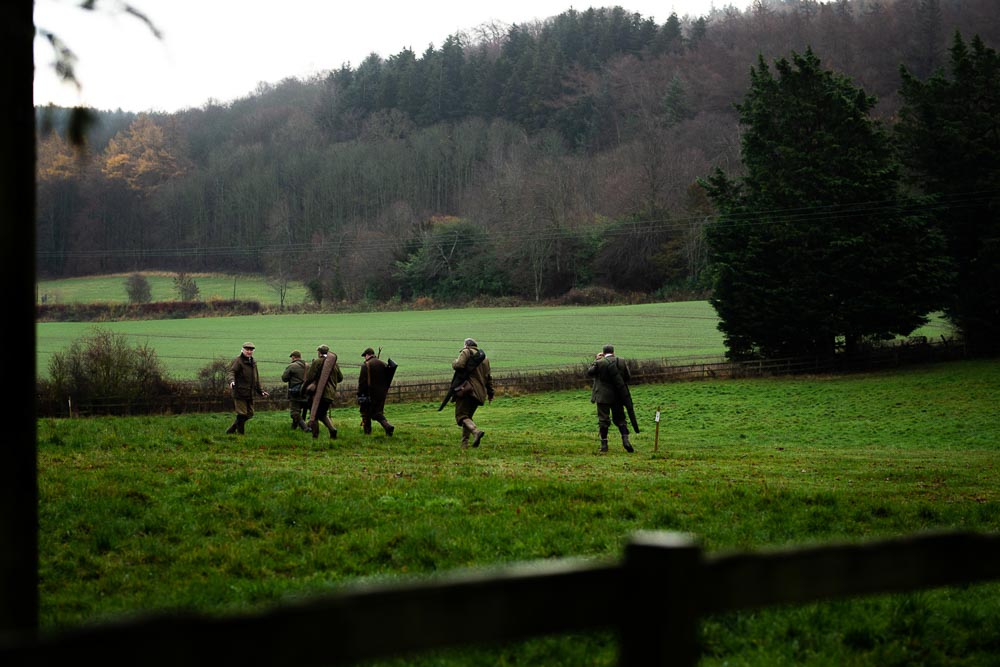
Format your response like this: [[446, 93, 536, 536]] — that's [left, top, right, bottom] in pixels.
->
[[358, 346, 395, 437], [304, 344, 343, 440], [282, 349, 309, 431], [225, 342, 269, 435]]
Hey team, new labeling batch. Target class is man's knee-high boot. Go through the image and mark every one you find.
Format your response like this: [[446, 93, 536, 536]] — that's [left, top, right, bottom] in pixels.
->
[[462, 418, 485, 447], [599, 426, 609, 452], [618, 423, 634, 453]]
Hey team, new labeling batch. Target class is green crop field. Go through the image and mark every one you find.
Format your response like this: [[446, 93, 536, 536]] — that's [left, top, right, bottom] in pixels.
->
[[35, 301, 729, 383], [36, 359, 1000, 664], [36, 272, 311, 305], [35, 301, 954, 385]]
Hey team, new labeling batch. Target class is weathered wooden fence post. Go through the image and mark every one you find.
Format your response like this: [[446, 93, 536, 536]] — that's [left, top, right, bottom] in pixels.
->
[[619, 531, 703, 667]]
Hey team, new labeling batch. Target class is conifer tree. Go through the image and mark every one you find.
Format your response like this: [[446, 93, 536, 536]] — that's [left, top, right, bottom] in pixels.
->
[[702, 49, 950, 359], [897, 33, 1000, 353]]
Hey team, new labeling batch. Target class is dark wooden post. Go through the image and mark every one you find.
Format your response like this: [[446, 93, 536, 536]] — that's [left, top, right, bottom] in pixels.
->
[[619, 531, 702, 667], [0, 0, 39, 643]]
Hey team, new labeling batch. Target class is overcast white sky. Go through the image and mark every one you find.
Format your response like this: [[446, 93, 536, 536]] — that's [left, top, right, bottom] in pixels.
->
[[33, 0, 749, 113]]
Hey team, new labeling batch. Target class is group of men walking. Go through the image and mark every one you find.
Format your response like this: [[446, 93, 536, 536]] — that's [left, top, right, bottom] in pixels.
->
[[226, 339, 637, 453], [225, 342, 402, 441], [278, 344, 395, 440]]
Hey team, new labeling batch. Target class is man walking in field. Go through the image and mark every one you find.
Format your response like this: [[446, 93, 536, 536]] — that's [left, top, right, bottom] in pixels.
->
[[226, 342, 269, 435], [304, 344, 343, 440], [451, 337, 494, 448], [282, 349, 309, 431], [587, 344, 635, 453], [358, 346, 396, 436]]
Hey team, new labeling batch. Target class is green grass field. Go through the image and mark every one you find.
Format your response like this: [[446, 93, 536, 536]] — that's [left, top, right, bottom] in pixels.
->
[[36, 301, 729, 383], [37, 272, 311, 306], [36, 301, 954, 385], [36, 359, 1000, 665]]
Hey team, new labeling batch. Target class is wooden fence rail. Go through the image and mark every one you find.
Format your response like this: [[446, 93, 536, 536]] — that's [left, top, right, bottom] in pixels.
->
[[3, 530, 998, 666]]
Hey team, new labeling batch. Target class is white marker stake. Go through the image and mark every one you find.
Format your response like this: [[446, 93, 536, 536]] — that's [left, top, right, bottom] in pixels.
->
[[654, 409, 661, 452]]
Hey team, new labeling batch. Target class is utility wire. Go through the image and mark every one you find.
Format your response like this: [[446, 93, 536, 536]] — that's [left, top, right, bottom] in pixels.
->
[[37, 189, 999, 260]]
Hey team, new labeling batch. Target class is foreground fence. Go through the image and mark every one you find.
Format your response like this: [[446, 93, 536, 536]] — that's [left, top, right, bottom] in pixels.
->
[[36, 338, 967, 417], [2, 530, 998, 665]]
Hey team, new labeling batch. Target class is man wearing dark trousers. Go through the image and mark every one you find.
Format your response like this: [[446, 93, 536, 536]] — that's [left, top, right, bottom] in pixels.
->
[[304, 344, 343, 440], [226, 342, 269, 434], [587, 344, 634, 453], [282, 349, 309, 431], [358, 346, 395, 436]]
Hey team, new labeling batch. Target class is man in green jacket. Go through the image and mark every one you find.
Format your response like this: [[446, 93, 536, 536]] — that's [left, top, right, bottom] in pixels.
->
[[587, 344, 634, 453], [226, 342, 269, 435], [281, 349, 309, 432], [451, 337, 494, 448], [304, 344, 343, 440]]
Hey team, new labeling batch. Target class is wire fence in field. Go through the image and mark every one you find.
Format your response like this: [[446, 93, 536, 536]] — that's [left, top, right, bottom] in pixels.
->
[[35, 337, 967, 418]]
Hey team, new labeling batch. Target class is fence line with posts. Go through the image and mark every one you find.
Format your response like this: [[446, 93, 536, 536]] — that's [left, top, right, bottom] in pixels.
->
[[2, 530, 998, 665]]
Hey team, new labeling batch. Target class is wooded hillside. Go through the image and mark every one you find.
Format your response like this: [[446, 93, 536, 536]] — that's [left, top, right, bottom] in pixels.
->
[[36, 0, 999, 304]]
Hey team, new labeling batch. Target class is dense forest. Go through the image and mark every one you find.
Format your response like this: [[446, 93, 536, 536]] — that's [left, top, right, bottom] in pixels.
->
[[35, 0, 999, 306]]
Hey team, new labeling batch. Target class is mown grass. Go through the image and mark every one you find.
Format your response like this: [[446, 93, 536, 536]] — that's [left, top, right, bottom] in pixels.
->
[[37, 359, 1000, 665], [36, 272, 311, 306], [36, 301, 954, 384]]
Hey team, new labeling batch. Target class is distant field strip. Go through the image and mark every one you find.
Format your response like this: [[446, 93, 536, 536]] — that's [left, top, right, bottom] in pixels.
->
[[35, 302, 953, 385], [37, 273, 311, 305], [36, 302, 729, 383]]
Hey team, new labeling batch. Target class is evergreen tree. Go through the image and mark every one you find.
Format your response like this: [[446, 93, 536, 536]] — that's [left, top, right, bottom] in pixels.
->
[[353, 53, 384, 116], [897, 32, 1000, 353], [497, 25, 536, 127], [394, 219, 507, 300], [702, 49, 950, 359], [438, 34, 470, 121], [662, 74, 692, 127], [653, 13, 684, 55], [389, 48, 423, 120], [688, 17, 708, 48], [462, 45, 499, 119]]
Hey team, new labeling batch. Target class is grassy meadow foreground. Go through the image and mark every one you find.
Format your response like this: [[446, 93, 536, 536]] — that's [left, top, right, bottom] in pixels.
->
[[37, 359, 1000, 665]]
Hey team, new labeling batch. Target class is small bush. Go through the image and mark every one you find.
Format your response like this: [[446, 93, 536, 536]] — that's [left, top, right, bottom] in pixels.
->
[[197, 357, 232, 395], [125, 273, 152, 304], [556, 286, 620, 305], [413, 296, 436, 310], [45, 327, 174, 413], [174, 272, 200, 301]]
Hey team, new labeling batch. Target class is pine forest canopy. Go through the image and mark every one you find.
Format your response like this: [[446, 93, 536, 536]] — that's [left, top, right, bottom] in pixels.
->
[[34, 0, 1000, 353]]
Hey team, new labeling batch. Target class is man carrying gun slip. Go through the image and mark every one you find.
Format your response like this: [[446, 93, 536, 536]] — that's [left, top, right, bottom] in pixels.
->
[[441, 337, 494, 449]]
